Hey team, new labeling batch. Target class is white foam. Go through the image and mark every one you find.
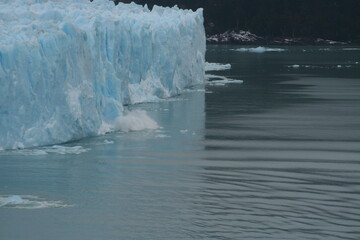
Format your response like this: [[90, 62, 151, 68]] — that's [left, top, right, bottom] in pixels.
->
[[112, 110, 160, 132], [0, 195, 71, 209], [205, 62, 232, 71], [233, 46, 286, 53]]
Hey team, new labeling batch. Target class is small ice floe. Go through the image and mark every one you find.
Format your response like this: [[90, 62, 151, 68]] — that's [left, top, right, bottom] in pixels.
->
[[183, 88, 206, 93], [337, 65, 342, 68], [155, 134, 170, 138], [290, 64, 300, 68], [180, 129, 188, 134], [206, 74, 243, 86], [103, 140, 114, 145], [315, 38, 347, 45], [0, 195, 71, 209], [233, 46, 286, 53], [205, 62, 232, 71]]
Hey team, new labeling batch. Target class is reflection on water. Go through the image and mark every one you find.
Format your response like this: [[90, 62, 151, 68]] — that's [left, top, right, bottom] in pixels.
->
[[1, 46, 360, 240]]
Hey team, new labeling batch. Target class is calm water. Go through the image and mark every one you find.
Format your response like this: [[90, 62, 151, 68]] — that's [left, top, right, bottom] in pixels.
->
[[1, 46, 360, 240]]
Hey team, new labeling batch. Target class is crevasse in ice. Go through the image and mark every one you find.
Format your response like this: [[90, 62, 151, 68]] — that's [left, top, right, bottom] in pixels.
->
[[0, 0, 206, 149]]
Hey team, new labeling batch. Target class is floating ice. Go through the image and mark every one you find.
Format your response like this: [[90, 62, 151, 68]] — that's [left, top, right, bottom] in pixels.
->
[[155, 133, 170, 138], [0, 145, 91, 156], [287, 64, 355, 70], [233, 47, 286, 53], [0, 195, 70, 209], [103, 140, 114, 145], [0, 0, 205, 150], [206, 74, 243, 86], [342, 48, 360, 51], [205, 62, 232, 71], [317, 47, 360, 52]]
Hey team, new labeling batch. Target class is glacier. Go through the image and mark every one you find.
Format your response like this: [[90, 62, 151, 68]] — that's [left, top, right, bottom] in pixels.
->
[[0, 0, 206, 150]]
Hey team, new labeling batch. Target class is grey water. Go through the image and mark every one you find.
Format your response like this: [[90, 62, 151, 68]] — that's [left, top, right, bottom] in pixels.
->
[[1, 45, 360, 240]]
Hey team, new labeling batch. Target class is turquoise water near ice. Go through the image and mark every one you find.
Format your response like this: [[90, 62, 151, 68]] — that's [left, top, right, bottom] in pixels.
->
[[1, 46, 360, 240]]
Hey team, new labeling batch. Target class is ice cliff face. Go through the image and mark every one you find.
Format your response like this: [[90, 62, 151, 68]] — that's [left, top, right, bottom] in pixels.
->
[[0, 0, 205, 149]]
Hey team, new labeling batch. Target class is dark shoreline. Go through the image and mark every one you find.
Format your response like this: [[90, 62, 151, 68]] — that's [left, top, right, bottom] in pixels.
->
[[206, 31, 360, 46]]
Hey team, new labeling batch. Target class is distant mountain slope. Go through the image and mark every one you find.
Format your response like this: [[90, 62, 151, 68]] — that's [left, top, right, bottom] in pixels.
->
[[114, 0, 360, 43]]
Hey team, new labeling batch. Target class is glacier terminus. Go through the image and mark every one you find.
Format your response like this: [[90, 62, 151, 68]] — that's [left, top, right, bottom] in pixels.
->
[[0, 0, 206, 149]]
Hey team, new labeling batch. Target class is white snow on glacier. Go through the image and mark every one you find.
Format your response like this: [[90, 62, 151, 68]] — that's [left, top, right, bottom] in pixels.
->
[[0, 0, 206, 149]]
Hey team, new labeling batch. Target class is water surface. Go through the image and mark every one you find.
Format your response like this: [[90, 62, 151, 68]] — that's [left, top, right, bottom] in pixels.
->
[[1, 45, 360, 240]]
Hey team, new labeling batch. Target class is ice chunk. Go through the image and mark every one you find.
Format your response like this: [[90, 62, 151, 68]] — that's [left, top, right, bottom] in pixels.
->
[[0, 0, 205, 149], [205, 62, 232, 71], [233, 47, 286, 53], [206, 74, 243, 86]]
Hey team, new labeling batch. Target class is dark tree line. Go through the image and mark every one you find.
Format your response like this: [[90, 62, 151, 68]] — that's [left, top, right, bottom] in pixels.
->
[[112, 0, 360, 42]]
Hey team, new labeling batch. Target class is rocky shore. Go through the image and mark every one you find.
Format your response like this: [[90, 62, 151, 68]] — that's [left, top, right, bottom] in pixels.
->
[[207, 30, 359, 45]]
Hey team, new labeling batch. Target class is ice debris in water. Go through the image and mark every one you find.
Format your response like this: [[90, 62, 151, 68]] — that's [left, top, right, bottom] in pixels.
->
[[206, 74, 243, 86], [233, 46, 286, 53], [204, 62, 242, 85], [205, 62, 232, 71], [111, 110, 159, 133], [0, 195, 71, 209], [0, 0, 206, 150], [103, 140, 114, 145], [2, 145, 91, 156]]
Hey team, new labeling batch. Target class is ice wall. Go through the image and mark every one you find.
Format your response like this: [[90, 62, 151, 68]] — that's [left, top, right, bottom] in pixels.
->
[[0, 0, 205, 149]]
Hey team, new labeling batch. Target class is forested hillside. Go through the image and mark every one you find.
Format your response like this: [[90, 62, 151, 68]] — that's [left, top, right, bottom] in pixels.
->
[[113, 0, 360, 42]]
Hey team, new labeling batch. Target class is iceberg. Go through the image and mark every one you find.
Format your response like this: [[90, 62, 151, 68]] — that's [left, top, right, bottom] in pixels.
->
[[0, 0, 206, 149]]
